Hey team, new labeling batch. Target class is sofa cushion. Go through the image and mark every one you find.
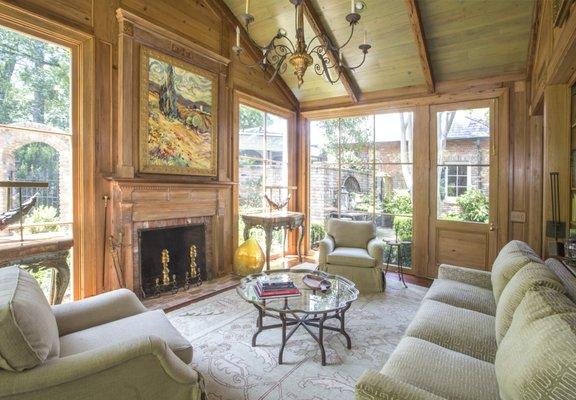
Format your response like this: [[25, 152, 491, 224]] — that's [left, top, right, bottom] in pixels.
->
[[491, 240, 542, 303], [0, 266, 60, 371], [405, 300, 497, 363], [326, 247, 375, 268], [60, 310, 192, 364], [327, 219, 375, 249], [424, 279, 496, 315], [495, 262, 565, 344], [381, 337, 500, 400], [495, 288, 576, 399]]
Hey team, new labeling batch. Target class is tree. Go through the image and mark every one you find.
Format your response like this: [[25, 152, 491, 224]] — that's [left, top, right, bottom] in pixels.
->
[[158, 64, 179, 119], [240, 106, 264, 131], [319, 117, 371, 170], [0, 26, 71, 131]]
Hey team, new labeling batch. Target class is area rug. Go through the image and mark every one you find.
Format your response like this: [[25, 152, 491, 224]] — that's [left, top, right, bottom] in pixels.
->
[[168, 280, 427, 400]]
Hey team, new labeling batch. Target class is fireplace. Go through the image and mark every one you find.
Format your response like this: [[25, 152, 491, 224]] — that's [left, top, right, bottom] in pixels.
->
[[138, 224, 206, 297]]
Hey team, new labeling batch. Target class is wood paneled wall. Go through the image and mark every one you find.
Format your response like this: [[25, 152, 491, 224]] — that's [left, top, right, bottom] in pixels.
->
[[0, 0, 296, 298], [529, 0, 576, 257]]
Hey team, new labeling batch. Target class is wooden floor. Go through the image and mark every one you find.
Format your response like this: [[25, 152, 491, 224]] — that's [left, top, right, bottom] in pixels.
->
[[145, 255, 433, 311]]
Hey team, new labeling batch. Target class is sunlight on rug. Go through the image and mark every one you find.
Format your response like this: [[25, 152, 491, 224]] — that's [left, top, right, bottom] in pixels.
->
[[168, 281, 427, 400]]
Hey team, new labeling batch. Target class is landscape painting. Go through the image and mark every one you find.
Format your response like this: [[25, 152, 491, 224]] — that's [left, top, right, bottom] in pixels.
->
[[139, 47, 218, 176]]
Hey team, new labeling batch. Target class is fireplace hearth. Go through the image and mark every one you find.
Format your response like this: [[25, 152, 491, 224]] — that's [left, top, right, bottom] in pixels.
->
[[139, 224, 206, 297]]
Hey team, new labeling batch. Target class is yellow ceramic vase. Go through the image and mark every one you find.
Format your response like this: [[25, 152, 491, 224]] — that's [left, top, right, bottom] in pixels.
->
[[234, 237, 265, 276]]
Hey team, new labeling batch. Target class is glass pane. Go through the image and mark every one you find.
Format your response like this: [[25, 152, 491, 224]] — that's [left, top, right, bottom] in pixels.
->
[[437, 166, 489, 222], [0, 26, 71, 132], [437, 108, 490, 221], [339, 116, 373, 166], [375, 112, 413, 164], [239, 105, 264, 163], [340, 163, 373, 221], [374, 163, 413, 267], [265, 114, 288, 164]]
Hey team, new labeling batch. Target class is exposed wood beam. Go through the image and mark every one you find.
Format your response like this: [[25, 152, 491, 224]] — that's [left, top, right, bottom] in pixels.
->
[[207, 0, 300, 109], [404, 0, 434, 93], [526, 0, 542, 80], [302, 0, 361, 103]]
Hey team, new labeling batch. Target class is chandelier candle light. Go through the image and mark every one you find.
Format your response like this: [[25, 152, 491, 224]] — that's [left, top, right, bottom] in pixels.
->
[[233, 0, 371, 88]]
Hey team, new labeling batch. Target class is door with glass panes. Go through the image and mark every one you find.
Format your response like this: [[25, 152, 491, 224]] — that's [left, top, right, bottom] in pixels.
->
[[428, 100, 498, 276]]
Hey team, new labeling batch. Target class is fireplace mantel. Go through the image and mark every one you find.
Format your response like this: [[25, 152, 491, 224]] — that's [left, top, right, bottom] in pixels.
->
[[108, 179, 233, 294]]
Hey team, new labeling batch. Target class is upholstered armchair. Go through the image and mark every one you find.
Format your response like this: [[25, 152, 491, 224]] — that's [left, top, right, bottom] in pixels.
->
[[318, 219, 384, 293], [0, 266, 205, 400]]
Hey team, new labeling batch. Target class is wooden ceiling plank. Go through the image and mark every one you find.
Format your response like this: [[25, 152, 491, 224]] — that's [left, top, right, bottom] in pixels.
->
[[404, 0, 434, 93], [526, 0, 541, 80], [208, 0, 300, 109], [302, 0, 361, 103]]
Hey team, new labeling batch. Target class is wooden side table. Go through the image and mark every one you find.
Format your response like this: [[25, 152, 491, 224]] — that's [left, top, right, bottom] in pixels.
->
[[241, 212, 305, 271], [384, 240, 410, 288], [0, 236, 73, 304]]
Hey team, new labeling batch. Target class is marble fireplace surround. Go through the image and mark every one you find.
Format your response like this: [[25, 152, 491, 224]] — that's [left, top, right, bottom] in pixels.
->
[[109, 179, 233, 297]]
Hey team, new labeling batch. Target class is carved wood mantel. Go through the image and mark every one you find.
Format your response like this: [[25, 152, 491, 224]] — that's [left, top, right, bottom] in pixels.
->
[[108, 178, 234, 295]]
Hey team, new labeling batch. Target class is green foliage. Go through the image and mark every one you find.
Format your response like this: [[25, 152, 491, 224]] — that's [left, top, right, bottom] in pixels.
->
[[310, 222, 326, 246], [319, 117, 372, 168], [24, 205, 59, 234], [393, 216, 413, 241], [239, 176, 263, 210], [383, 192, 413, 215], [239, 105, 264, 131], [0, 26, 71, 130], [14, 142, 60, 210], [456, 188, 489, 223]]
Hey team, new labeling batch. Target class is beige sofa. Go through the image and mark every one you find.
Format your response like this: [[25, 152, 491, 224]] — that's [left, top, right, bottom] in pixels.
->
[[318, 219, 384, 293], [356, 240, 576, 400], [0, 266, 205, 400]]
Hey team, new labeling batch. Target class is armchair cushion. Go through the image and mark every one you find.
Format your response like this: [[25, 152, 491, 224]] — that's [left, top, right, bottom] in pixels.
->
[[326, 247, 375, 268], [59, 310, 193, 364], [52, 288, 147, 336], [326, 219, 375, 249], [0, 266, 60, 372]]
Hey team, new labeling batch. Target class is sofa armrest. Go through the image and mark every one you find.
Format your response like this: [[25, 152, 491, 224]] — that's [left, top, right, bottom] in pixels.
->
[[0, 336, 204, 399], [355, 370, 444, 400], [437, 264, 492, 290], [367, 238, 384, 264], [52, 288, 147, 336], [318, 236, 335, 266]]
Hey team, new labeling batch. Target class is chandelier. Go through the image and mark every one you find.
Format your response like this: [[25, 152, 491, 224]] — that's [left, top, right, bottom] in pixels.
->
[[232, 0, 371, 88]]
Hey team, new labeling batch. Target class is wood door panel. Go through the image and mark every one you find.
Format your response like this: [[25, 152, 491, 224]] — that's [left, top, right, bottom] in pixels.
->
[[436, 227, 489, 270]]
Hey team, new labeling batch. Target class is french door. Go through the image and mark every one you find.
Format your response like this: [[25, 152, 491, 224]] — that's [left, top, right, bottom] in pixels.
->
[[428, 100, 499, 276]]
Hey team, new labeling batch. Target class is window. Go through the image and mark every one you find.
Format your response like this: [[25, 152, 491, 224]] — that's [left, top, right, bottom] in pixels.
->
[[238, 104, 289, 254], [0, 25, 73, 299], [436, 107, 490, 222], [444, 164, 469, 197], [309, 112, 414, 267]]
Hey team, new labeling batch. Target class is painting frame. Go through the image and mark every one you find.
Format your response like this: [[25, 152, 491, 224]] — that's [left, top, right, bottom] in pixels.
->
[[139, 46, 218, 177]]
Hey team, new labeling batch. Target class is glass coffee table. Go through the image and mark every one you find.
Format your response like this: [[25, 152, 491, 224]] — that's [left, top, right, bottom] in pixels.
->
[[236, 269, 359, 366]]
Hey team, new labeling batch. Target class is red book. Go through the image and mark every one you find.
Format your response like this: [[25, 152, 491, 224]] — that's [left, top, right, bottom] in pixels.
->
[[256, 286, 300, 297]]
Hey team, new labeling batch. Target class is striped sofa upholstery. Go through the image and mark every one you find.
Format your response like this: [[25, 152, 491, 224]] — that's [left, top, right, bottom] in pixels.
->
[[355, 241, 576, 400]]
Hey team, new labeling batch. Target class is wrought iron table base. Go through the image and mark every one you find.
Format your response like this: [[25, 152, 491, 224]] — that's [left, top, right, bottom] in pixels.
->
[[251, 302, 351, 366]]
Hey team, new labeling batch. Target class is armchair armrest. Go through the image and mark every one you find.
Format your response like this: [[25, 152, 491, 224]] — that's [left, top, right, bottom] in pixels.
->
[[438, 264, 492, 290], [367, 238, 384, 264], [0, 336, 204, 399], [52, 288, 147, 336], [318, 236, 335, 267], [356, 370, 444, 400]]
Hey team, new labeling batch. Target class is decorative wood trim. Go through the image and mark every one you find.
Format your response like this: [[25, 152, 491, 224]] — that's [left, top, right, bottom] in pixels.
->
[[116, 8, 230, 66], [302, 0, 360, 103], [526, 0, 543, 80], [404, 0, 434, 93], [207, 0, 299, 109]]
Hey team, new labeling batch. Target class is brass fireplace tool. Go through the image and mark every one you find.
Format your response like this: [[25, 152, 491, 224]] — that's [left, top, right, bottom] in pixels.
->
[[184, 245, 202, 289]]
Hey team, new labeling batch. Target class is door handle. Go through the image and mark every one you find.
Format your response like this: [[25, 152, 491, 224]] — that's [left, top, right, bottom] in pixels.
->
[[489, 223, 496, 231]]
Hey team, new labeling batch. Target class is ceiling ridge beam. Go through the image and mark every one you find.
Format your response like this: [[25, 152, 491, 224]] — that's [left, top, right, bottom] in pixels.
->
[[525, 0, 542, 80], [404, 0, 434, 93], [207, 0, 300, 109], [302, 0, 361, 103]]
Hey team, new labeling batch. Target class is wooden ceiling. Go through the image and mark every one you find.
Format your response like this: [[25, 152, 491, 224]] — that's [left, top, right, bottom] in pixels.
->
[[223, 0, 536, 103]]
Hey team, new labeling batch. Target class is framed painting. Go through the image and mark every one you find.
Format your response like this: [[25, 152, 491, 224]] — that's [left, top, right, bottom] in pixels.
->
[[139, 46, 218, 176]]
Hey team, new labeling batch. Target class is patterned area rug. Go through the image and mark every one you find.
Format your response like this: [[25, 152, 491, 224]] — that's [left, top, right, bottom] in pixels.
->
[[168, 280, 427, 400]]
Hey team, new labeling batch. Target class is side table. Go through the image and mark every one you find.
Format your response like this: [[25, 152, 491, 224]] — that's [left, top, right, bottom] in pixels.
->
[[384, 240, 410, 288]]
